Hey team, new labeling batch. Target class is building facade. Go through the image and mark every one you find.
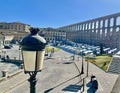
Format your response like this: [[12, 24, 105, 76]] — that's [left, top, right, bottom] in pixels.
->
[[39, 28, 67, 43], [0, 22, 30, 43], [0, 22, 31, 32], [57, 12, 120, 50], [0, 29, 29, 43]]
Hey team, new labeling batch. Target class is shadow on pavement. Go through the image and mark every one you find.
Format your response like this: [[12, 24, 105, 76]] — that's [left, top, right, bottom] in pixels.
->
[[63, 62, 73, 64], [44, 74, 81, 93], [62, 84, 82, 92]]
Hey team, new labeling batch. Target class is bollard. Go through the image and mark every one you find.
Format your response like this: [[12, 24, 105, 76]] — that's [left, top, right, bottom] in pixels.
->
[[14, 57, 16, 61], [20, 64, 24, 69], [2, 70, 8, 79]]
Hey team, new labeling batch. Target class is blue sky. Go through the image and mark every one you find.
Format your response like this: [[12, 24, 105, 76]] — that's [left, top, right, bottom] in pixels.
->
[[0, 0, 120, 28]]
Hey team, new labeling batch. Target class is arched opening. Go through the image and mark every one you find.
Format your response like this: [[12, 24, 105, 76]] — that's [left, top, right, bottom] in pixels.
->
[[116, 27, 120, 32], [105, 19, 108, 27], [116, 16, 120, 26], [100, 20, 103, 28], [105, 29, 107, 37], [110, 18, 114, 27], [96, 21, 99, 28], [92, 22, 94, 29], [89, 22, 91, 29]]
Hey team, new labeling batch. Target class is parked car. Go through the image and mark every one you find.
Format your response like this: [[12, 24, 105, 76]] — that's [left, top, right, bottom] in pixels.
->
[[4, 45, 11, 49]]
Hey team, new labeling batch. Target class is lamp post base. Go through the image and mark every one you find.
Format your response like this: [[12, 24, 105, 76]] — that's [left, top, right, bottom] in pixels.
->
[[81, 65, 84, 75], [28, 72, 37, 93], [81, 71, 84, 74]]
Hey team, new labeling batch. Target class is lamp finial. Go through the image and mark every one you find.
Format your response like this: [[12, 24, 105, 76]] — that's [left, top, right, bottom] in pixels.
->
[[30, 27, 39, 35]]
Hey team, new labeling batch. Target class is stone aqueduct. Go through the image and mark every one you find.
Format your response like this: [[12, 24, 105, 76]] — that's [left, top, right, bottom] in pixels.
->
[[57, 12, 120, 50]]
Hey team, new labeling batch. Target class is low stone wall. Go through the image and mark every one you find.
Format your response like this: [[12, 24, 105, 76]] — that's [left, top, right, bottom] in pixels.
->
[[0, 69, 23, 82], [0, 59, 24, 81]]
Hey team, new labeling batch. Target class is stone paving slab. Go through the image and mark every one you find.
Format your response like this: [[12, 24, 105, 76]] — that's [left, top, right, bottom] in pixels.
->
[[111, 75, 120, 93], [0, 71, 28, 93]]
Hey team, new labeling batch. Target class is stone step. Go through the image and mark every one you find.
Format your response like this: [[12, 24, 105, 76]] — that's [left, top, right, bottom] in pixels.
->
[[108, 66, 120, 69], [107, 56, 120, 74]]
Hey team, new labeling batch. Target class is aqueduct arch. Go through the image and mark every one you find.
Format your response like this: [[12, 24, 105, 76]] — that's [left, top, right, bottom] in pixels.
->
[[58, 13, 120, 50]]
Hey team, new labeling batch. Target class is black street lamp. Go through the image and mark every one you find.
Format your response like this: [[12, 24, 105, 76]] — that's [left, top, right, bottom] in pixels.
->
[[81, 52, 84, 74], [20, 28, 47, 93], [80, 45, 84, 74]]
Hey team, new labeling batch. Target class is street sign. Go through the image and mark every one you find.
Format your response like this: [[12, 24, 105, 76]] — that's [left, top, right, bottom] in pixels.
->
[[85, 59, 96, 62]]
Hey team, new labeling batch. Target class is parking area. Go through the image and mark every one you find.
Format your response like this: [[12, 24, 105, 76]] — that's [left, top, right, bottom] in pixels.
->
[[58, 43, 118, 56]]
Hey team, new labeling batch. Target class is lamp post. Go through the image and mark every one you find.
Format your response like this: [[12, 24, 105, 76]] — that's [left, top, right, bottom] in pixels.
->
[[85, 54, 96, 77], [19, 46, 21, 61], [20, 28, 47, 93], [80, 45, 84, 74]]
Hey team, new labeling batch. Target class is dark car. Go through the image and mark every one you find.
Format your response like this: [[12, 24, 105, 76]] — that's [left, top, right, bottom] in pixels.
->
[[4, 45, 11, 49]]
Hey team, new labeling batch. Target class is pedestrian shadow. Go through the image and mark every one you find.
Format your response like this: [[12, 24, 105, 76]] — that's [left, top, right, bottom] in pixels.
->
[[63, 62, 73, 64], [62, 84, 82, 92], [44, 74, 81, 93]]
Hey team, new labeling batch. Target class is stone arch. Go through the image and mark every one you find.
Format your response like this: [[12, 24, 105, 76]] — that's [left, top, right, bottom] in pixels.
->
[[77, 24, 80, 31], [105, 29, 107, 37], [73, 25, 75, 31], [100, 20, 103, 28], [84, 24, 86, 30], [81, 24, 83, 30], [105, 19, 108, 27], [116, 16, 120, 25], [96, 29, 98, 33], [89, 22, 91, 29], [100, 29, 102, 38], [85, 23, 88, 30], [116, 27, 120, 32], [96, 21, 99, 28], [109, 28, 113, 36], [110, 28, 113, 32], [77, 24, 79, 31], [92, 22, 94, 29], [82, 24, 85, 30], [79, 24, 82, 30], [110, 18, 114, 27]]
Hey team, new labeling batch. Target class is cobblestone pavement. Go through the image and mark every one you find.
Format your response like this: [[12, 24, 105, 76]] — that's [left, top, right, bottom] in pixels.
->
[[0, 47, 118, 93], [111, 75, 120, 93], [0, 70, 28, 93]]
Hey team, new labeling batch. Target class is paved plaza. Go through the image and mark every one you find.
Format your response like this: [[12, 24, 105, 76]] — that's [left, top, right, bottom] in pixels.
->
[[0, 45, 22, 78], [0, 46, 118, 93]]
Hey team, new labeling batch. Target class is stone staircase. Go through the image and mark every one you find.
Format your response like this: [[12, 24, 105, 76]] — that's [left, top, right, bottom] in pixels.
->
[[107, 56, 120, 74]]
